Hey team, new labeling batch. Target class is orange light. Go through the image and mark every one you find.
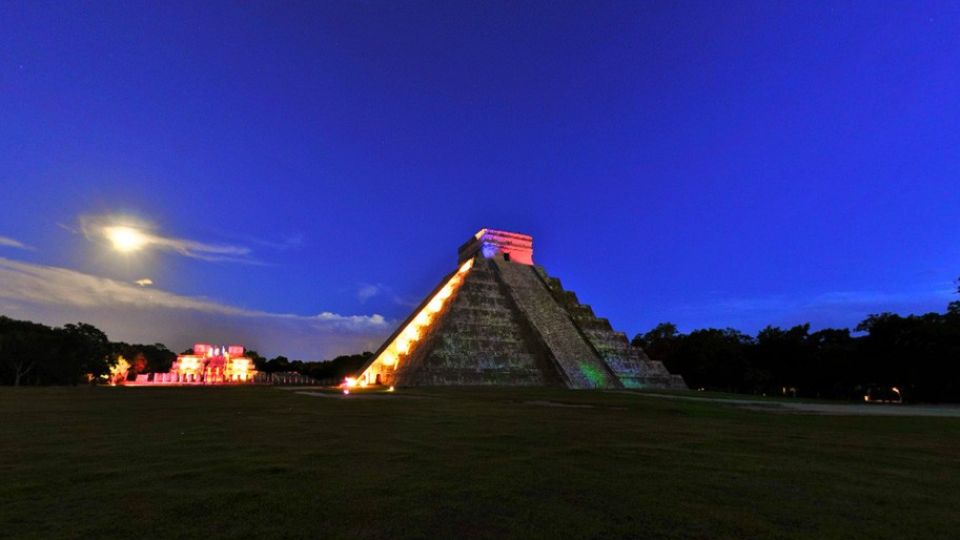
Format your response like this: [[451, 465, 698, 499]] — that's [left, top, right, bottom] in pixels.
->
[[109, 356, 130, 386], [356, 257, 475, 384], [438, 284, 454, 300], [344, 377, 358, 388], [427, 297, 444, 313]]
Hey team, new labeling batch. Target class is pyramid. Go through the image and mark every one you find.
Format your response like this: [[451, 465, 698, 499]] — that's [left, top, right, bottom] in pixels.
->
[[356, 229, 686, 389]]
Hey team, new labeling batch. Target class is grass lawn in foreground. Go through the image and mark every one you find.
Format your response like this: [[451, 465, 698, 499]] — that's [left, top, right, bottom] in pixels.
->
[[1, 386, 958, 539]]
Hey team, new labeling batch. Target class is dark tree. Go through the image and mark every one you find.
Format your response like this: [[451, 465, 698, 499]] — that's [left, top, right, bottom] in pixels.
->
[[634, 322, 681, 361], [264, 355, 290, 373], [950, 276, 960, 316], [246, 349, 267, 372], [0, 317, 48, 386], [59, 323, 111, 384], [0, 316, 181, 386], [633, 297, 960, 403]]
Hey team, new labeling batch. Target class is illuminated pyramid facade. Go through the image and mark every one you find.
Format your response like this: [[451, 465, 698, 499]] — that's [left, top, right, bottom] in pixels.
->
[[356, 229, 686, 389]]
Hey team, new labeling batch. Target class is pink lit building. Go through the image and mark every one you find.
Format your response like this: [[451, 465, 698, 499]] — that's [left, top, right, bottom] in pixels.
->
[[132, 343, 257, 385]]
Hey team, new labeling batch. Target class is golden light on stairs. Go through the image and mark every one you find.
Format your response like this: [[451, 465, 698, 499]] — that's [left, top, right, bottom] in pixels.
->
[[354, 258, 474, 386]]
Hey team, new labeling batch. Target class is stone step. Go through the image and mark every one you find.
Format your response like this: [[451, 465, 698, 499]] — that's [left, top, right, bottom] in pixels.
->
[[493, 258, 621, 389], [388, 257, 560, 387], [530, 266, 682, 388], [401, 370, 550, 386]]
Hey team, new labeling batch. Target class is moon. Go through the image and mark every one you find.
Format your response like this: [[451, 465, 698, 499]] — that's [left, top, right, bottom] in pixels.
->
[[104, 226, 148, 252]]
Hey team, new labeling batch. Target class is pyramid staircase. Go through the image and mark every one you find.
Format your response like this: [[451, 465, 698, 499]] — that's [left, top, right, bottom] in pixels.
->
[[391, 257, 561, 386], [534, 268, 686, 389]]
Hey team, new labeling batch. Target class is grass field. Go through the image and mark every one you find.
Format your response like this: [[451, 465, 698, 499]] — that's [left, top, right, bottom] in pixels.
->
[[2, 387, 959, 539]]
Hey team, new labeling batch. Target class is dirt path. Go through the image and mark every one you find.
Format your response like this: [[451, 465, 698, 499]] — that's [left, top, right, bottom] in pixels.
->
[[295, 391, 427, 400], [614, 391, 960, 417]]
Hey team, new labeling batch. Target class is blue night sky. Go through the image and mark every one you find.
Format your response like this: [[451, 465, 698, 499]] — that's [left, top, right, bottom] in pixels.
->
[[1, 2, 958, 359]]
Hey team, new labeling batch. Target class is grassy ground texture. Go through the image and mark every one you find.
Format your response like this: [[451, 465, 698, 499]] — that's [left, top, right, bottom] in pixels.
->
[[1, 386, 958, 539]]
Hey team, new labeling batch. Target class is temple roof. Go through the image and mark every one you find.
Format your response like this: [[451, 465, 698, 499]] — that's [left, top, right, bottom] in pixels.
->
[[457, 228, 534, 265]]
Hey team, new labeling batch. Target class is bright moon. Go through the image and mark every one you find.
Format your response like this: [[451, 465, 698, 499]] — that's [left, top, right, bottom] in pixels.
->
[[105, 226, 148, 252]]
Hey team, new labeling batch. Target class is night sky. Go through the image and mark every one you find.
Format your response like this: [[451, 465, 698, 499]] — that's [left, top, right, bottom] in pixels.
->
[[2, 2, 958, 359]]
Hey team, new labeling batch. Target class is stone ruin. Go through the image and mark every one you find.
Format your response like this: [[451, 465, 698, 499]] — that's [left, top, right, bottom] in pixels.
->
[[355, 229, 686, 389], [126, 343, 316, 386]]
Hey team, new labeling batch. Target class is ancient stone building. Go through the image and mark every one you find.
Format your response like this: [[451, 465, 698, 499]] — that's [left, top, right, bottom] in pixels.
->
[[355, 229, 686, 389]]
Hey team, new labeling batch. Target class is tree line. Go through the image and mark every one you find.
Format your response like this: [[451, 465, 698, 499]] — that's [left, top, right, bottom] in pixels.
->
[[242, 350, 373, 382], [0, 315, 371, 386], [0, 316, 178, 386], [633, 293, 960, 403]]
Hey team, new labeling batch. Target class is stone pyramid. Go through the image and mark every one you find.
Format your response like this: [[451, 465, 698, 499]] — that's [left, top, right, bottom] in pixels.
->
[[356, 229, 686, 389]]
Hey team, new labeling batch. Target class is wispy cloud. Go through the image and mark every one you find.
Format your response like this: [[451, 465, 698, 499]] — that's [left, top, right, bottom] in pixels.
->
[[245, 234, 304, 251], [0, 235, 33, 251], [356, 282, 418, 306], [78, 214, 257, 264], [357, 283, 382, 302], [0, 257, 390, 359]]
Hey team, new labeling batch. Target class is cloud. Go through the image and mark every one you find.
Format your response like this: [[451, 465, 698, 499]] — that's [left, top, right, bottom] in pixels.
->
[[79, 214, 257, 263], [246, 234, 304, 251], [0, 257, 391, 360], [356, 282, 418, 306], [0, 235, 33, 250], [357, 283, 382, 302]]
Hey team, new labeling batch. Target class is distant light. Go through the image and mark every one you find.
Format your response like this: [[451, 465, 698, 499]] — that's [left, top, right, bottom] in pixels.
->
[[344, 377, 358, 388], [343, 389, 350, 395], [388, 385, 395, 392], [105, 226, 148, 252]]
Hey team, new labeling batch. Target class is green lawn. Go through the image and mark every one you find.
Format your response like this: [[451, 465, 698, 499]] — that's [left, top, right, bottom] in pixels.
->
[[1, 387, 958, 539]]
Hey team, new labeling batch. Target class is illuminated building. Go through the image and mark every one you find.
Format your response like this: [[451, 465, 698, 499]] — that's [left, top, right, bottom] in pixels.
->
[[354, 229, 686, 389], [132, 343, 258, 385]]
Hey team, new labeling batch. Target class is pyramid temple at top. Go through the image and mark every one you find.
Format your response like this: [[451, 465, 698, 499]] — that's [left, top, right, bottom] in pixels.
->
[[356, 229, 686, 389]]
